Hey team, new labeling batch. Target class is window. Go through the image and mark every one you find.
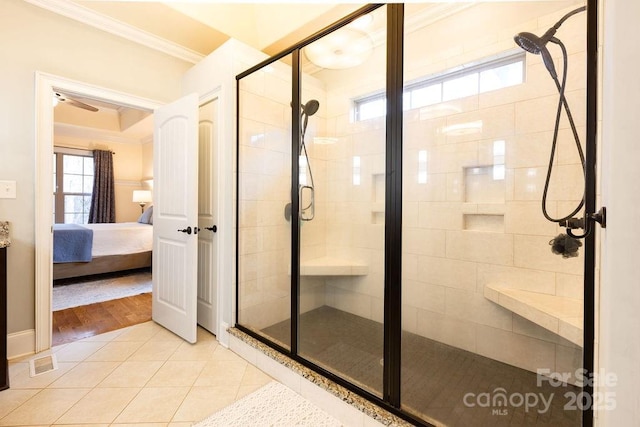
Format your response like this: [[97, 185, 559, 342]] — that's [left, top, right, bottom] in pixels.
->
[[53, 151, 94, 224], [354, 52, 525, 121]]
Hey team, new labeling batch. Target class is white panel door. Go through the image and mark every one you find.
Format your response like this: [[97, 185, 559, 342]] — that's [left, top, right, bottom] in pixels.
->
[[152, 93, 199, 343], [197, 99, 218, 333]]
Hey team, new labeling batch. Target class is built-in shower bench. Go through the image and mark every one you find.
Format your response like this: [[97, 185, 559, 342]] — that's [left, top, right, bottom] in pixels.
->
[[299, 257, 368, 276], [484, 284, 583, 347]]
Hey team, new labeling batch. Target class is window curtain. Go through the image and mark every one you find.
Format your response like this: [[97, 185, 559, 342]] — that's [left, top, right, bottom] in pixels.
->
[[88, 149, 116, 223]]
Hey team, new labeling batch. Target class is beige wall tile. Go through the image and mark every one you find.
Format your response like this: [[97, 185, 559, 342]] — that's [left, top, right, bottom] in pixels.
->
[[507, 131, 554, 169], [505, 201, 558, 236], [416, 309, 477, 353], [477, 263, 556, 295], [515, 95, 559, 135], [513, 166, 548, 201], [555, 344, 583, 385], [445, 287, 513, 331], [403, 281, 446, 315], [418, 202, 463, 230], [403, 227, 447, 257], [512, 314, 580, 348], [476, 324, 556, 373], [326, 286, 373, 320], [417, 256, 477, 292], [445, 230, 514, 265], [514, 235, 584, 275], [556, 273, 584, 300]]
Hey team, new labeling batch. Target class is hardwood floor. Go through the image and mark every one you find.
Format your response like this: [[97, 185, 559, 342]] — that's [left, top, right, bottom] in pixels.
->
[[52, 293, 151, 346]]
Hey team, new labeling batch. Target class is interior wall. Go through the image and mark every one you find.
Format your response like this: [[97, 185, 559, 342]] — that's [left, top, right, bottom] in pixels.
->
[[599, 0, 640, 424], [141, 140, 154, 182], [0, 0, 191, 334]]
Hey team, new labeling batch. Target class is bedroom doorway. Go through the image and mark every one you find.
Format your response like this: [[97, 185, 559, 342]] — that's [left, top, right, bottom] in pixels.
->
[[50, 93, 156, 344], [35, 73, 223, 351]]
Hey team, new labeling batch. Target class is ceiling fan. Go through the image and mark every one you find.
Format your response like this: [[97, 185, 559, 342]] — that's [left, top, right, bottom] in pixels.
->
[[54, 92, 99, 112]]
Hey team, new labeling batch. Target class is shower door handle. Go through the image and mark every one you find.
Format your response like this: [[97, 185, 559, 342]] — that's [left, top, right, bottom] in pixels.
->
[[300, 185, 315, 221]]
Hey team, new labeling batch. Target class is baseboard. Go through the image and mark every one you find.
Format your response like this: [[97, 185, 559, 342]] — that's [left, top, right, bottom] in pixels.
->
[[7, 329, 35, 360]]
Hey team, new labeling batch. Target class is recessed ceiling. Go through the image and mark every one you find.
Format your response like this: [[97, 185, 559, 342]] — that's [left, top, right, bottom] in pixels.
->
[[54, 91, 153, 143]]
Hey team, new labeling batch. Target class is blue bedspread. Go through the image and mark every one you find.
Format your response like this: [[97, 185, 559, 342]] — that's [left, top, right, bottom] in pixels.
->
[[53, 224, 93, 263]]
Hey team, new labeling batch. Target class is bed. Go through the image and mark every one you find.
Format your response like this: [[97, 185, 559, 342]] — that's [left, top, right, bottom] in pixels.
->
[[53, 222, 153, 280]]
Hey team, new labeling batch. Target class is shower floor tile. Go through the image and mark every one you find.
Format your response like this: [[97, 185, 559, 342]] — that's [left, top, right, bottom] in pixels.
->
[[262, 306, 581, 427]]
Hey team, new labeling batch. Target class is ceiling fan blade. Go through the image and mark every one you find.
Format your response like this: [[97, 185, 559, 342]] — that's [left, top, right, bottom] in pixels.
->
[[65, 98, 99, 112], [54, 92, 99, 112]]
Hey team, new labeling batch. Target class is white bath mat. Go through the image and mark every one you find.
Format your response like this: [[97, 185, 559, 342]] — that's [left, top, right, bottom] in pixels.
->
[[193, 381, 343, 427]]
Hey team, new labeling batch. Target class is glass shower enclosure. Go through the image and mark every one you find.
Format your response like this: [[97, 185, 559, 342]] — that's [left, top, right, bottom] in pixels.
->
[[236, 2, 596, 426]]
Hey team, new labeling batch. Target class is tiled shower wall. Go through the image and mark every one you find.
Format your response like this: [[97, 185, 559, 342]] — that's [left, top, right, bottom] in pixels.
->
[[317, 3, 585, 376], [238, 58, 329, 333]]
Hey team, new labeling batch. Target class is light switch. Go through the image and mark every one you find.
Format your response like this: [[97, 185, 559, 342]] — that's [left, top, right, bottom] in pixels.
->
[[0, 181, 16, 199]]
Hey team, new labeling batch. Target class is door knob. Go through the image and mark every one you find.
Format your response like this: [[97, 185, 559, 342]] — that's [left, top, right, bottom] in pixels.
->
[[177, 226, 192, 234], [205, 225, 217, 233]]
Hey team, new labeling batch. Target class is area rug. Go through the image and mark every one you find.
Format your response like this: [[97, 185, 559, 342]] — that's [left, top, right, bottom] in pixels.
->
[[52, 270, 152, 311], [193, 381, 342, 427]]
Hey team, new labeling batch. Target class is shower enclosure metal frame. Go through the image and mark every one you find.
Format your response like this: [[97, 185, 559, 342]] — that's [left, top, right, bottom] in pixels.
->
[[235, 2, 599, 426]]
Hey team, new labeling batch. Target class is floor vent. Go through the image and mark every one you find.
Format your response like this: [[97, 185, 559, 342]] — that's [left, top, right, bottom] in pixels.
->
[[29, 354, 58, 377]]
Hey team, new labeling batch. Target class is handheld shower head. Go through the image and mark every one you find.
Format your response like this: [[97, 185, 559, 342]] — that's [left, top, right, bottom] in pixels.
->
[[514, 6, 586, 78], [302, 99, 320, 117], [514, 31, 546, 55], [301, 99, 320, 139], [514, 31, 558, 78]]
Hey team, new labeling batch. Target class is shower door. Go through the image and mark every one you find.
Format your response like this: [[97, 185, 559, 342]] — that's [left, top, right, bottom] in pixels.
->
[[297, 5, 388, 398], [237, 54, 294, 350], [399, 2, 588, 425]]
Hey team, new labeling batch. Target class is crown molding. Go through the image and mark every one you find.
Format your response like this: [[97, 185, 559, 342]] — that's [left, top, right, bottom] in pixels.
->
[[24, 0, 205, 64]]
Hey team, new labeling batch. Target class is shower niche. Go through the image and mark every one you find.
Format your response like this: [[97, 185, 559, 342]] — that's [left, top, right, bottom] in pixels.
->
[[462, 165, 505, 232]]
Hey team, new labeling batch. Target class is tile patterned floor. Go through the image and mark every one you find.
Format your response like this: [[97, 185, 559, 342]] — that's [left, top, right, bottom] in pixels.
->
[[0, 321, 273, 426], [262, 306, 582, 427]]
